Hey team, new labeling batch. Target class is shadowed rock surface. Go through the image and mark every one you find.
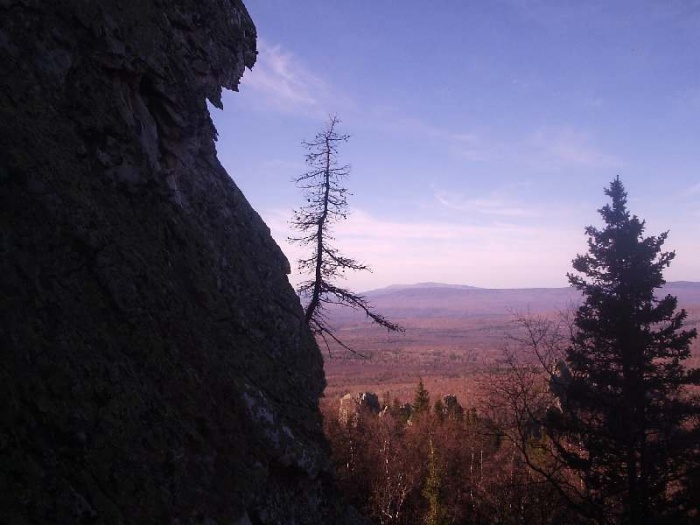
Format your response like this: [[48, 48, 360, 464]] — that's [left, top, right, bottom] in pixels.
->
[[0, 1, 360, 523]]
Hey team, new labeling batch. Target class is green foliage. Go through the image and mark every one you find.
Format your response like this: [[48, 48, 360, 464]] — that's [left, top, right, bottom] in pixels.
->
[[413, 378, 430, 415], [433, 399, 445, 423], [423, 439, 448, 525], [553, 177, 700, 523]]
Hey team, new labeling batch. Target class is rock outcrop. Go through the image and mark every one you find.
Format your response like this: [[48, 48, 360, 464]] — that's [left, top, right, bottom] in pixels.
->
[[0, 1, 358, 523], [338, 392, 381, 425]]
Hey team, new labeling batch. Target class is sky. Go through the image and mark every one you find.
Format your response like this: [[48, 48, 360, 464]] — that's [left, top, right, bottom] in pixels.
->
[[212, 0, 700, 291]]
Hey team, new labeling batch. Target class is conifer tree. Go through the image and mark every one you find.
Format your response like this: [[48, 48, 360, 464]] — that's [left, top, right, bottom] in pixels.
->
[[413, 378, 431, 415], [549, 177, 699, 523], [290, 115, 401, 352], [433, 399, 445, 423], [423, 439, 448, 525]]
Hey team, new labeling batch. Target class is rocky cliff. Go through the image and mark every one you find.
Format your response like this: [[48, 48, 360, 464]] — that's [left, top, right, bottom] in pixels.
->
[[0, 1, 358, 523]]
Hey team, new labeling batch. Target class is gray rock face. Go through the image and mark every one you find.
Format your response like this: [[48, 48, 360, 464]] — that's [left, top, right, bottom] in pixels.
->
[[0, 1, 359, 523], [339, 392, 382, 426]]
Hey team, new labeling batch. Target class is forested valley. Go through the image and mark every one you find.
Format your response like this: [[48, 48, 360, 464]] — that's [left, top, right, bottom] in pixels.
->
[[314, 180, 700, 525]]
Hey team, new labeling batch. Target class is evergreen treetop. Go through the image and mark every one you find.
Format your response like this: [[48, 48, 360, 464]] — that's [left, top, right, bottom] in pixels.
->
[[413, 378, 431, 415], [557, 177, 699, 523]]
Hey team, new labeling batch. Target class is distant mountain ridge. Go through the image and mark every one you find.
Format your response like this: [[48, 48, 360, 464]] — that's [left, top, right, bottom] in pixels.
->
[[366, 282, 481, 294], [345, 281, 700, 321], [366, 281, 700, 295]]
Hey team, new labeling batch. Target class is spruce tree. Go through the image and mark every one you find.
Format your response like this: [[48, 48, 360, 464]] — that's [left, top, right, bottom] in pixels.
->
[[413, 377, 431, 416], [433, 399, 446, 423], [551, 177, 699, 523]]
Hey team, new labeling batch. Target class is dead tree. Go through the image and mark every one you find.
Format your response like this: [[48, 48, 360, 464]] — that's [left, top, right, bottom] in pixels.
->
[[290, 115, 402, 354]]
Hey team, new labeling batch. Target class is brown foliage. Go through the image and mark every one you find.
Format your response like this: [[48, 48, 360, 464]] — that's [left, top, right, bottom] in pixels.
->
[[321, 383, 568, 525]]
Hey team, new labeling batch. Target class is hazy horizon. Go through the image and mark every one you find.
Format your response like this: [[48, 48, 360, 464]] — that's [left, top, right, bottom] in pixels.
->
[[360, 279, 700, 294]]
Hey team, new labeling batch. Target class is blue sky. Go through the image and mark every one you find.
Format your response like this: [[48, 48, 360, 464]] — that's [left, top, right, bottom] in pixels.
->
[[212, 0, 700, 290]]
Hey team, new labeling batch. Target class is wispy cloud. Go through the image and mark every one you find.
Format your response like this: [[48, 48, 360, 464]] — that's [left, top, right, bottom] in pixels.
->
[[449, 133, 495, 162], [368, 108, 494, 162], [526, 126, 623, 170], [240, 43, 619, 176], [434, 182, 541, 218], [435, 192, 540, 218], [239, 40, 339, 116], [238, 47, 489, 159], [369, 109, 621, 171], [683, 182, 700, 198], [261, 207, 583, 290]]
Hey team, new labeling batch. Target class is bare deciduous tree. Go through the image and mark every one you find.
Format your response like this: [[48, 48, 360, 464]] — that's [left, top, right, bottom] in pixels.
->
[[290, 115, 402, 354], [486, 313, 589, 522]]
